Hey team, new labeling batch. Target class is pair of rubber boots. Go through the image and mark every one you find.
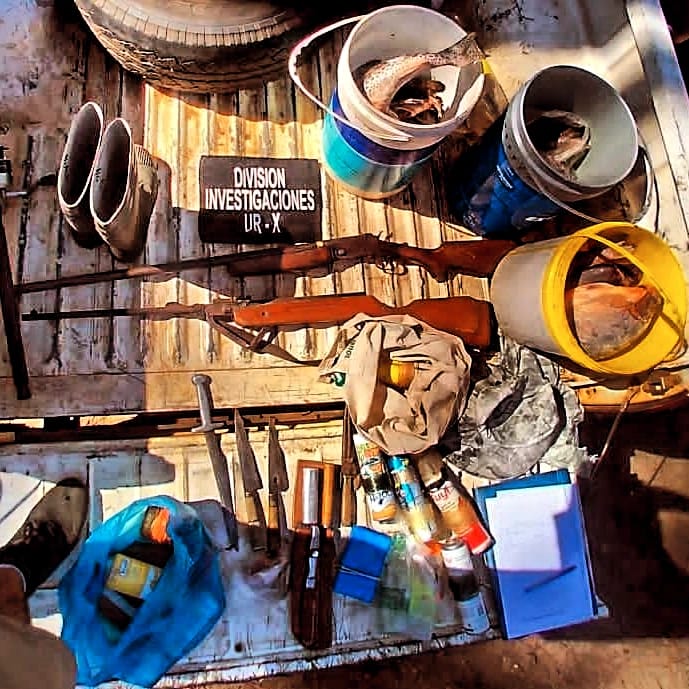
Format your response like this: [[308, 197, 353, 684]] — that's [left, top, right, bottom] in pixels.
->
[[57, 102, 159, 262]]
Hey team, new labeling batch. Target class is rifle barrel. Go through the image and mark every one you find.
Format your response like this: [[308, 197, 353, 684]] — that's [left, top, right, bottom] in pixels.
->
[[22, 303, 208, 321], [16, 250, 286, 294]]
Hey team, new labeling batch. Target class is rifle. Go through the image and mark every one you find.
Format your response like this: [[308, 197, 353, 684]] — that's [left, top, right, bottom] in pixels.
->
[[16, 235, 516, 294], [23, 293, 494, 363]]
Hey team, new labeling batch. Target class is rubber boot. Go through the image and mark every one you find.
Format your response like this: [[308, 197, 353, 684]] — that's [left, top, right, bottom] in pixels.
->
[[89, 118, 159, 262], [0, 478, 88, 595], [57, 102, 104, 248]]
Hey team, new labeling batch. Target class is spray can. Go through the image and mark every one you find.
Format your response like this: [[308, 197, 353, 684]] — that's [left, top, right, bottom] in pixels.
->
[[440, 537, 490, 634], [417, 449, 493, 555], [352, 433, 397, 523], [386, 454, 437, 543]]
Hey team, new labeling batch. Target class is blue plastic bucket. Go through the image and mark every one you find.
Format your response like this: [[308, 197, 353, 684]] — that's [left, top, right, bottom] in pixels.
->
[[451, 66, 638, 235], [450, 117, 559, 235], [288, 6, 485, 199], [322, 89, 441, 199]]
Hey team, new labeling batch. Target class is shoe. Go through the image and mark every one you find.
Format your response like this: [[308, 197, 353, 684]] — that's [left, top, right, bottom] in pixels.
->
[[0, 478, 88, 596], [57, 102, 105, 249], [90, 117, 159, 262]]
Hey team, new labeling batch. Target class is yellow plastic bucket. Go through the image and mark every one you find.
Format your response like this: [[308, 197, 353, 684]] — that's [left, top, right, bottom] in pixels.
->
[[490, 222, 688, 375]]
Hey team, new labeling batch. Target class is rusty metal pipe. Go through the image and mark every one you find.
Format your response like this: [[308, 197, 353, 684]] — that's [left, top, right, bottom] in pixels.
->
[[0, 213, 30, 399]]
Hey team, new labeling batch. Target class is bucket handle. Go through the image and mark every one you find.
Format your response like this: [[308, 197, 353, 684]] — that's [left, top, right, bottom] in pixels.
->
[[287, 15, 414, 143], [525, 130, 658, 232], [574, 228, 687, 359]]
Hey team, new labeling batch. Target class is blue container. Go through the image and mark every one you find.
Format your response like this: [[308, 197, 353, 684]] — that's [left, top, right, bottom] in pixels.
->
[[322, 90, 441, 199], [450, 117, 559, 236]]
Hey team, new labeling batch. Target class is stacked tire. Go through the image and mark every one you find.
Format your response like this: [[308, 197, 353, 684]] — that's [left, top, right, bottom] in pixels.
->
[[73, 0, 335, 92]]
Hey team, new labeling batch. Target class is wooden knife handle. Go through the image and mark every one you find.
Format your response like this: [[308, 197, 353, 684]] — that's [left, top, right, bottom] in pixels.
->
[[340, 476, 357, 527], [267, 492, 281, 557], [245, 494, 267, 551]]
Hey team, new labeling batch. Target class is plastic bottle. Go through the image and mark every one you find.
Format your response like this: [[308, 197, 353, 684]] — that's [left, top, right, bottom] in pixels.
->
[[378, 356, 417, 390], [417, 449, 493, 555]]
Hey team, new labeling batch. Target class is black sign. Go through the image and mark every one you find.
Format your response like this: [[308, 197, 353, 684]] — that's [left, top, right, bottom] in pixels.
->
[[198, 156, 322, 244]]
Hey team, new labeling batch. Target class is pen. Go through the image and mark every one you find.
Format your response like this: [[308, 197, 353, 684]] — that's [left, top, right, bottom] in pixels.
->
[[524, 564, 577, 593]]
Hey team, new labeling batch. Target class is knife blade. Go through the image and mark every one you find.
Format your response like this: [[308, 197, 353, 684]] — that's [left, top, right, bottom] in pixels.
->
[[234, 408, 267, 551], [267, 418, 289, 557], [191, 374, 238, 550], [340, 407, 359, 528]]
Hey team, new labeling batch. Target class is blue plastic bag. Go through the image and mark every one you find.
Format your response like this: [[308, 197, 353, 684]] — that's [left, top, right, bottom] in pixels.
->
[[59, 496, 225, 687]]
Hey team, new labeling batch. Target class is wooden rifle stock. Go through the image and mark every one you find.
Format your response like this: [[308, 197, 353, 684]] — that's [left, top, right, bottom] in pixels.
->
[[231, 294, 493, 348], [24, 294, 495, 352], [375, 237, 516, 281]]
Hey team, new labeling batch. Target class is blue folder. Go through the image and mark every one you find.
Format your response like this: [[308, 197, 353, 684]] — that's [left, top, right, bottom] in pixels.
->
[[475, 470, 598, 638]]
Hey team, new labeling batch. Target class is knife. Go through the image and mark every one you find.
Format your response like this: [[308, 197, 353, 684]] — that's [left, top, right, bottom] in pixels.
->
[[340, 407, 360, 528], [234, 408, 267, 551], [267, 418, 289, 558], [191, 374, 238, 550], [288, 465, 334, 650]]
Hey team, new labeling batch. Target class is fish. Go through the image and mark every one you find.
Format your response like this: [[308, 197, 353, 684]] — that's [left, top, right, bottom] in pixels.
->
[[390, 94, 445, 123], [390, 77, 446, 122], [568, 242, 643, 288], [573, 263, 635, 286], [566, 282, 663, 360], [526, 110, 591, 180], [354, 32, 482, 115]]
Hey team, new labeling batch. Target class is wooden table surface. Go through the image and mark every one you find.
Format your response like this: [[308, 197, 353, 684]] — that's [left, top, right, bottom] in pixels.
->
[[1, 0, 688, 420]]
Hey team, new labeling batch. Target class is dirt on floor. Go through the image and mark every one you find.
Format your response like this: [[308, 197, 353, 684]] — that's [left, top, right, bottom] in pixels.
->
[[224, 404, 689, 689]]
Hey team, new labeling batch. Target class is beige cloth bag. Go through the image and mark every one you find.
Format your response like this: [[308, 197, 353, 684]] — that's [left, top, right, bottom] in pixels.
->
[[319, 315, 472, 455]]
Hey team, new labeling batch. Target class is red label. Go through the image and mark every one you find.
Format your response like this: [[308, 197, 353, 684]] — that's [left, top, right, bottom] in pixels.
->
[[429, 480, 460, 513]]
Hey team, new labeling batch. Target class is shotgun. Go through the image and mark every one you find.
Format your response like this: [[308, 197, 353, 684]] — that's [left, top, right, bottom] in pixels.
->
[[16, 235, 517, 294], [23, 293, 494, 360]]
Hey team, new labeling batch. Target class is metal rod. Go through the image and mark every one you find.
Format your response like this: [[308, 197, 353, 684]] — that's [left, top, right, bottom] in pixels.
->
[[591, 386, 640, 478], [16, 250, 267, 294], [0, 213, 30, 399], [0, 402, 346, 445], [22, 303, 207, 321]]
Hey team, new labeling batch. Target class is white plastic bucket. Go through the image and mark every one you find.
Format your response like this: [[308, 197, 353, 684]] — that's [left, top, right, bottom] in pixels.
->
[[288, 6, 485, 198], [502, 65, 639, 203], [336, 5, 484, 151]]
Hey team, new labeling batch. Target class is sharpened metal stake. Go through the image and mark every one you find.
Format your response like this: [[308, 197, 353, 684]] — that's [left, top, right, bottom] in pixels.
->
[[192, 374, 223, 432], [0, 215, 30, 399], [191, 374, 238, 549]]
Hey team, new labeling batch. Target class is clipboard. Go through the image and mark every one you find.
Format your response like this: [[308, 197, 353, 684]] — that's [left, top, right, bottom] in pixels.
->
[[474, 470, 598, 638]]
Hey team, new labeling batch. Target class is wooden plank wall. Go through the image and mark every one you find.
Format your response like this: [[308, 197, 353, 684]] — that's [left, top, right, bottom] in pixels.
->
[[0, 10, 489, 420]]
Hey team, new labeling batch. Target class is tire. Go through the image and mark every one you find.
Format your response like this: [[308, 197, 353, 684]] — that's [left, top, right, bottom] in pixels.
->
[[72, 1, 332, 92]]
